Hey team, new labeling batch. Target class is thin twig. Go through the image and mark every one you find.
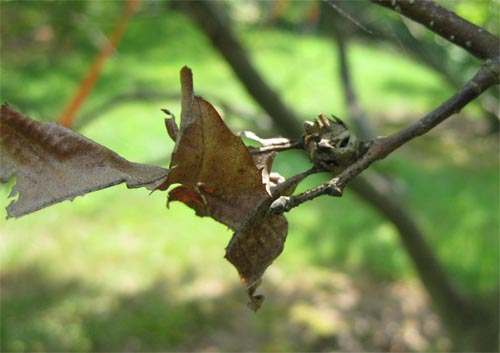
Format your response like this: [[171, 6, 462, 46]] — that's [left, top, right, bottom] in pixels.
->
[[271, 167, 319, 200], [248, 139, 304, 154]]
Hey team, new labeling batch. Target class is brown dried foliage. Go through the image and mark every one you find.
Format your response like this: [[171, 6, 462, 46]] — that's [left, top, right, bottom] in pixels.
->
[[1, 67, 291, 310], [157, 67, 288, 310], [0, 103, 168, 218]]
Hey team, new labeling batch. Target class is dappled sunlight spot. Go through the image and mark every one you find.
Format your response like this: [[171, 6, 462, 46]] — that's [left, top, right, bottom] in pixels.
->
[[401, 319, 428, 352], [290, 301, 345, 336], [182, 278, 230, 301], [256, 268, 452, 352], [374, 222, 396, 243], [391, 283, 425, 315], [264, 264, 285, 283], [335, 285, 360, 310], [107, 273, 146, 295]]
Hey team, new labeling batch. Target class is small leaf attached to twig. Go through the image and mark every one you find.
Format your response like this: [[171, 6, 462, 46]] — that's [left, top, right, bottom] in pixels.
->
[[225, 198, 288, 311]]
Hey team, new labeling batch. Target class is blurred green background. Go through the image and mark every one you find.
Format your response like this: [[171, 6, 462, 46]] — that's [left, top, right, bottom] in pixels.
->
[[1, 1, 498, 352]]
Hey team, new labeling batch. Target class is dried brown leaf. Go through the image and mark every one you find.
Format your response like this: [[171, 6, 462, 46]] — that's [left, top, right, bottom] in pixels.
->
[[157, 67, 290, 310], [226, 199, 288, 311], [0, 103, 168, 218], [156, 67, 269, 229]]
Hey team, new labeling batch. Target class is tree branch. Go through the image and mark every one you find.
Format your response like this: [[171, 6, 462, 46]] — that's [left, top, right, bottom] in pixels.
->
[[271, 62, 499, 212], [371, 0, 500, 61]]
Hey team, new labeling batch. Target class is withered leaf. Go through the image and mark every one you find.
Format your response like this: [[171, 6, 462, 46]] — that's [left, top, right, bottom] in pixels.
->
[[0, 103, 168, 218], [226, 200, 288, 311], [158, 67, 289, 310], [157, 66, 270, 230]]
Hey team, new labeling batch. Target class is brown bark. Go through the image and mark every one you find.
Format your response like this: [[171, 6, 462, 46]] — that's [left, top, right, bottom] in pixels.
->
[[371, 0, 500, 61]]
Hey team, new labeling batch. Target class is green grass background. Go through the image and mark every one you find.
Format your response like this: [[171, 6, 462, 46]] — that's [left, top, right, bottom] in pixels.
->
[[1, 6, 498, 352]]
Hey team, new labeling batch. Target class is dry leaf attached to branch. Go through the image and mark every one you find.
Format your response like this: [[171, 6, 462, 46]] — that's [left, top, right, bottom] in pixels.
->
[[157, 67, 289, 310], [0, 103, 168, 218], [1, 66, 306, 311], [156, 67, 270, 229]]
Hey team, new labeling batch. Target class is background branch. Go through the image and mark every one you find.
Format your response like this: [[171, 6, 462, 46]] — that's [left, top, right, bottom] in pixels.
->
[[371, 0, 500, 61]]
